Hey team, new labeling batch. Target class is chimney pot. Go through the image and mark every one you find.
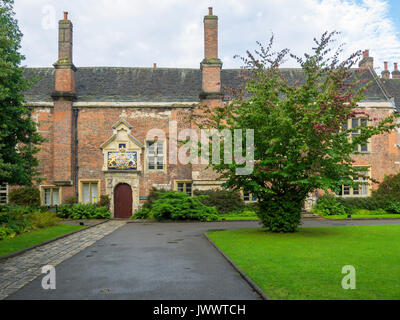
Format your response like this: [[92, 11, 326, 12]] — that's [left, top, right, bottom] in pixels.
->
[[395, 63, 398, 71], [64, 12, 68, 20], [208, 7, 213, 15], [384, 61, 388, 71], [363, 50, 369, 58], [153, 63, 157, 69]]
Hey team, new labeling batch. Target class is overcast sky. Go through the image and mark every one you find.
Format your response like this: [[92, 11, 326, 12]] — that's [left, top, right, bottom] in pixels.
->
[[13, 0, 400, 72]]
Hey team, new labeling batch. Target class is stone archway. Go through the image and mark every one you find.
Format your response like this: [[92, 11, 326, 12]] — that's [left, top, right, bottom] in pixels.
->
[[114, 183, 133, 219]]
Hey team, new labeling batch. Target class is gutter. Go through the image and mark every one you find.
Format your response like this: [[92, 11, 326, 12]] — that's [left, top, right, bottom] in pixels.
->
[[73, 108, 79, 199]]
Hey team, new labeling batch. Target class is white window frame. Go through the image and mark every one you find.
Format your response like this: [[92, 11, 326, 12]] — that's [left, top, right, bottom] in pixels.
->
[[146, 141, 166, 172], [41, 186, 62, 206], [79, 180, 100, 204]]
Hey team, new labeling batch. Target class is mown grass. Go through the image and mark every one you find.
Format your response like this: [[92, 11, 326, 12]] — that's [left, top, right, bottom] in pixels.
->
[[0, 224, 85, 257], [208, 225, 400, 300], [324, 214, 400, 220]]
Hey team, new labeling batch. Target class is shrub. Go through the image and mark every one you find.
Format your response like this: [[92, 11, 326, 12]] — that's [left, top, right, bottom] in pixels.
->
[[29, 212, 60, 229], [99, 195, 111, 209], [64, 196, 78, 205], [373, 173, 400, 199], [142, 188, 168, 210], [151, 191, 219, 222], [57, 204, 111, 220], [312, 195, 349, 216], [193, 189, 245, 214], [336, 197, 384, 211], [8, 187, 40, 207], [132, 207, 151, 220], [384, 202, 400, 214], [0, 226, 17, 240]]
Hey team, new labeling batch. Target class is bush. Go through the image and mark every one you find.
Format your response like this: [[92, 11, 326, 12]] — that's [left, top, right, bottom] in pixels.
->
[[384, 202, 400, 214], [57, 203, 111, 220], [0, 226, 17, 240], [64, 196, 78, 205], [8, 187, 40, 207], [193, 189, 245, 214], [151, 191, 219, 222], [373, 173, 400, 199], [336, 197, 384, 211], [142, 188, 168, 210], [312, 195, 350, 216], [132, 207, 151, 220], [99, 195, 111, 209], [29, 211, 60, 229]]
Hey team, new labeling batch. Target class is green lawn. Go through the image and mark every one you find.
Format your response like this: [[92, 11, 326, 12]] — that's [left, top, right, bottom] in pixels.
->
[[0, 225, 85, 258], [208, 225, 400, 300], [219, 216, 260, 221], [324, 214, 400, 220]]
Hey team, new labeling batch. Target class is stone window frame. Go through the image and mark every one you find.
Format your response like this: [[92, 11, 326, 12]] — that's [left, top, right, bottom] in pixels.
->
[[343, 118, 371, 153], [337, 167, 371, 198], [40, 185, 62, 206], [145, 140, 167, 173], [79, 179, 101, 204], [0, 183, 9, 204], [175, 180, 193, 197]]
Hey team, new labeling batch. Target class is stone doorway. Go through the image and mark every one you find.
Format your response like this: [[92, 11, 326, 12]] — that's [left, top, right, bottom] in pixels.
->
[[114, 183, 133, 219]]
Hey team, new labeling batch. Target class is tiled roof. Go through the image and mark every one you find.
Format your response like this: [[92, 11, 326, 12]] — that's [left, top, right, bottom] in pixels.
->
[[23, 67, 394, 105]]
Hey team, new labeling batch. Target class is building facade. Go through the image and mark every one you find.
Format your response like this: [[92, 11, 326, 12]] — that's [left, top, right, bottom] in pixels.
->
[[10, 8, 400, 217]]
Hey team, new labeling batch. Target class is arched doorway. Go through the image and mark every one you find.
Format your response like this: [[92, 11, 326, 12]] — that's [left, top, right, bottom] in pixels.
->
[[114, 183, 133, 219]]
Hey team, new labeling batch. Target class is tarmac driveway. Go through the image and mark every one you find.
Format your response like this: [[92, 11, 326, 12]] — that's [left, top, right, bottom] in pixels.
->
[[7, 221, 263, 300]]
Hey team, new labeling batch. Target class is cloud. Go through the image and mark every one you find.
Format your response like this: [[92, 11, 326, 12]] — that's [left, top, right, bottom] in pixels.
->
[[13, 0, 400, 72]]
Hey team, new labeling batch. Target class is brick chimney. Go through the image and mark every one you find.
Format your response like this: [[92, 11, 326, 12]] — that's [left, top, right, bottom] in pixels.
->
[[200, 7, 223, 103], [359, 50, 374, 69], [382, 61, 390, 79], [392, 63, 400, 79], [51, 12, 77, 190]]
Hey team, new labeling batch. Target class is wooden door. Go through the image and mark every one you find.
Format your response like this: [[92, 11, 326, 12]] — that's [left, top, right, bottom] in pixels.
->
[[114, 183, 133, 219]]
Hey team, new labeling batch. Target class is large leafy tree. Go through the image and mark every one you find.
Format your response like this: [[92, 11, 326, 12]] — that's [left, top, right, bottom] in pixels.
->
[[198, 32, 398, 232], [0, 0, 43, 186]]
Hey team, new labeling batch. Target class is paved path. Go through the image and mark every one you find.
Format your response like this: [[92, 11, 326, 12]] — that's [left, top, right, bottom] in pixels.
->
[[0, 220, 126, 300], [4, 218, 400, 300]]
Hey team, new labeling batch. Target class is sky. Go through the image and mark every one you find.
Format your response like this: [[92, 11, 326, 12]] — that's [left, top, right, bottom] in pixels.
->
[[12, 0, 400, 72]]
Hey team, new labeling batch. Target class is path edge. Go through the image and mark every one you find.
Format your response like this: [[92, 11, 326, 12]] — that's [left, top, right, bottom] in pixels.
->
[[0, 220, 109, 263], [203, 233, 270, 301]]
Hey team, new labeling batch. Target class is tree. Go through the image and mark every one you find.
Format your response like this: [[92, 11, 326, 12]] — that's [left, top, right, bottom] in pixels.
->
[[0, 0, 43, 186], [197, 32, 398, 232]]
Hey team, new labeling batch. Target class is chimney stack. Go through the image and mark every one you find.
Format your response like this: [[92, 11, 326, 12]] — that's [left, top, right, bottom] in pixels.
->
[[200, 7, 223, 103], [382, 61, 390, 79], [153, 63, 157, 69], [51, 12, 77, 191], [392, 62, 400, 79], [359, 49, 374, 69]]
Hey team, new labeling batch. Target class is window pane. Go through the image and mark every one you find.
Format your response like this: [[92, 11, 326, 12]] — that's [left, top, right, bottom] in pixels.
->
[[343, 186, 350, 196], [148, 157, 155, 170], [148, 142, 155, 154], [186, 183, 192, 196], [45, 189, 51, 205], [177, 183, 184, 192], [52, 188, 60, 205], [91, 183, 98, 203], [361, 184, 368, 196], [83, 183, 90, 203], [352, 119, 359, 129], [243, 193, 250, 201], [157, 157, 164, 170], [361, 119, 367, 127], [353, 187, 359, 196], [342, 122, 348, 131], [361, 142, 368, 152], [157, 142, 164, 155]]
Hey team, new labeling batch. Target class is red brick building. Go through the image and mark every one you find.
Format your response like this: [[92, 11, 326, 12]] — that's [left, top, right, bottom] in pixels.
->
[[5, 8, 400, 217]]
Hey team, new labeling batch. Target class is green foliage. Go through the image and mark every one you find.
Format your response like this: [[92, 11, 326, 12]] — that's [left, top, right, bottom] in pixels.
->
[[193, 189, 245, 214], [0, 0, 44, 186], [57, 204, 111, 220], [151, 191, 219, 222], [64, 196, 78, 205], [384, 202, 400, 214], [99, 195, 110, 209], [198, 32, 398, 232], [312, 195, 349, 216], [8, 187, 40, 207], [0, 205, 60, 240], [373, 173, 400, 201], [132, 207, 151, 220], [142, 188, 168, 210], [336, 197, 383, 211]]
